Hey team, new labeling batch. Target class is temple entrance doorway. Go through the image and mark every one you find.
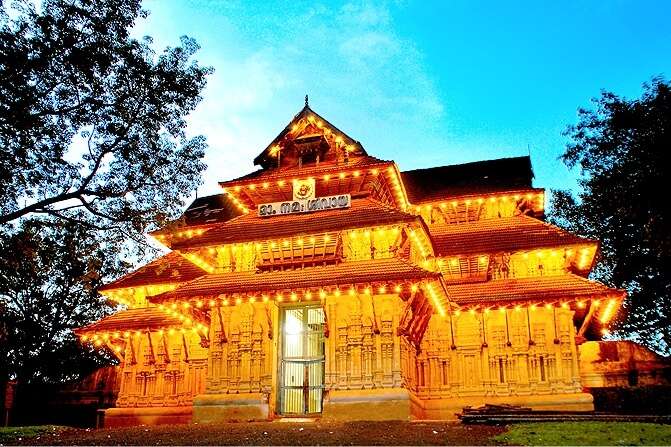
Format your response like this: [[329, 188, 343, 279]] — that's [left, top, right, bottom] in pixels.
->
[[278, 305, 325, 415]]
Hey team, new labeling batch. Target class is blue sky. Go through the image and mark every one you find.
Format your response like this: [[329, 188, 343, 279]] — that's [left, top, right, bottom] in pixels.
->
[[134, 0, 671, 198]]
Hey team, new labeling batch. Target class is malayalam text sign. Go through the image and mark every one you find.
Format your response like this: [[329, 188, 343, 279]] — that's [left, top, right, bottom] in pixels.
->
[[258, 194, 351, 217]]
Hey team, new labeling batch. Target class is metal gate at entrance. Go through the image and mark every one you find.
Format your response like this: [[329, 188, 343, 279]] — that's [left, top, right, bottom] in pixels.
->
[[279, 305, 325, 415]]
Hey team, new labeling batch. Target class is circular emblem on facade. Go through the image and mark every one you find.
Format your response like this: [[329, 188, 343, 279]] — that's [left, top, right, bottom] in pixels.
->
[[295, 183, 313, 199]]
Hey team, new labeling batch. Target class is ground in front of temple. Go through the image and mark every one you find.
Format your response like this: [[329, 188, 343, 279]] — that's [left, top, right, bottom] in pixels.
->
[[3, 421, 671, 446]]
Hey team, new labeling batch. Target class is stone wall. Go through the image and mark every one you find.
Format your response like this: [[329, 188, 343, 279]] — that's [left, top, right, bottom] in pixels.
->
[[580, 341, 671, 388]]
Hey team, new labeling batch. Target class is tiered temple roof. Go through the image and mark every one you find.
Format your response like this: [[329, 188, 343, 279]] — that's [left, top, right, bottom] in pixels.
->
[[167, 198, 422, 250], [153, 258, 444, 301], [76, 308, 183, 333], [431, 215, 596, 258], [402, 156, 535, 202], [99, 251, 207, 292], [84, 103, 624, 345]]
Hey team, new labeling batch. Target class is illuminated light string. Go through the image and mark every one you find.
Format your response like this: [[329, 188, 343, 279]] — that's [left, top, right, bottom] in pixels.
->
[[79, 322, 207, 353], [168, 281, 446, 312], [220, 164, 406, 210], [88, 298, 621, 346], [155, 303, 209, 333], [386, 165, 409, 211], [120, 284, 634, 327], [410, 191, 546, 215], [408, 228, 431, 260], [446, 297, 621, 325]]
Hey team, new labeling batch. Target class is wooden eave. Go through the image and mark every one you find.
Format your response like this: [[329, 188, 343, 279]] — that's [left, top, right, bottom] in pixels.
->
[[429, 215, 598, 259], [150, 258, 444, 301], [74, 308, 184, 334], [411, 187, 546, 206], [218, 158, 398, 209], [446, 274, 626, 307], [99, 252, 208, 292]]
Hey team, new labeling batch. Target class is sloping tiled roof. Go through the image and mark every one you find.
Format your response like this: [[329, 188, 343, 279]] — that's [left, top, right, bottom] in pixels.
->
[[430, 215, 595, 256], [100, 252, 207, 291], [75, 308, 182, 333], [153, 258, 441, 299], [181, 193, 242, 226], [220, 156, 392, 186], [402, 156, 534, 203], [446, 274, 624, 305], [171, 198, 420, 249]]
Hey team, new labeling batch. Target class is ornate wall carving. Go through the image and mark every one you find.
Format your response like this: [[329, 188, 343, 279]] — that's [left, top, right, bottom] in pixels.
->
[[116, 330, 207, 408], [407, 307, 582, 398]]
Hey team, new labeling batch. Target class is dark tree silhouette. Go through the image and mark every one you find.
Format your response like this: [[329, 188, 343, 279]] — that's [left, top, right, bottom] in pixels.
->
[[0, 0, 213, 384], [551, 77, 671, 354], [0, 220, 118, 383], [0, 0, 211, 248]]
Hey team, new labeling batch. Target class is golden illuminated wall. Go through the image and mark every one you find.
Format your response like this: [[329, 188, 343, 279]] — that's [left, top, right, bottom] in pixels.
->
[[203, 293, 410, 398], [343, 227, 402, 261], [324, 293, 405, 389], [416, 194, 543, 225], [116, 330, 208, 408], [489, 251, 570, 279], [406, 307, 581, 398], [206, 302, 274, 395]]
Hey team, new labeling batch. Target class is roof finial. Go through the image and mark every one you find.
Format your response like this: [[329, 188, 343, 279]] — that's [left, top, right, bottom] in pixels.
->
[[305, 94, 309, 107]]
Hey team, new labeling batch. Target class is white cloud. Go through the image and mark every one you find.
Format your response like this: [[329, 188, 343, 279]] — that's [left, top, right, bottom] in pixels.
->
[[138, 0, 445, 197]]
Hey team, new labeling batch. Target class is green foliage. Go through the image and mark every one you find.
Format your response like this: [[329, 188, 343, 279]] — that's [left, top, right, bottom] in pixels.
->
[[550, 77, 671, 354], [0, 0, 213, 384], [0, 220, 120, 383], [493, 422, 671, 446], [0, 0, 211, 249], [0, 425, 67, 444]]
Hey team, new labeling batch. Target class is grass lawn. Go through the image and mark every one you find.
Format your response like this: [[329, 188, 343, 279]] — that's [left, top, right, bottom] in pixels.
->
[[0, 426, 67, 444], [493, 421, 671, 446], [0, 421, 502, 445], [2, 421, 670, 445]]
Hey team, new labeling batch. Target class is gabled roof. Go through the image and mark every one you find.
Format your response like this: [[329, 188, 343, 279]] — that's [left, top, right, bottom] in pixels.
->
[[171, 198, 420, 249], [446, 274, 624, 306], [402, 156, 534, 203], [430, 215, 596, 257], [75, 307, 182, 333], [151, 258, 442, 300], [99, 252, 208, 291], [253, 104, 367, 168], [220, 156, 391, 187]]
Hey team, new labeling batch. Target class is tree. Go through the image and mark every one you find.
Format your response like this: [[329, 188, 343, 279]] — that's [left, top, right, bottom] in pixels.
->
[[0, 0, 211, 249], [551, 77, 671, 354], [0, 219, 119, 383], [0, 0, 213, 384]]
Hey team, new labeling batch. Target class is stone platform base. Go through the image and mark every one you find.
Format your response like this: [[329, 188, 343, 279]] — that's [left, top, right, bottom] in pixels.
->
[[413, 392, 594, 420], [101, 406, 192, 427], [193, 392, 270, 423], [322, 388, 415, 421]]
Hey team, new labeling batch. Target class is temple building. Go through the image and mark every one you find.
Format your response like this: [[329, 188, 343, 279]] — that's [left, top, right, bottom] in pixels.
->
[[76, 103, 626, 426]]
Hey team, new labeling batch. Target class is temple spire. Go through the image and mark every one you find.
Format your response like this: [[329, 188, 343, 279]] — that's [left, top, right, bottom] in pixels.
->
[[305, 94, 309, 107]]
